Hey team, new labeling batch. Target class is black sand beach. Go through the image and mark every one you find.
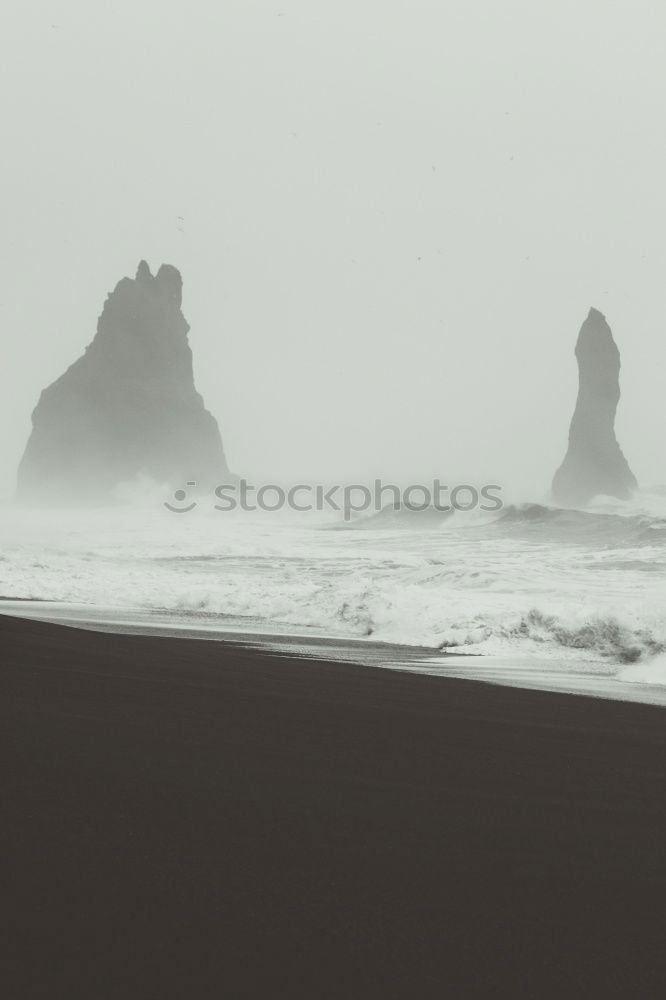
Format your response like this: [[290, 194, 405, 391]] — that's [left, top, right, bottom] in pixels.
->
[[2, 613, 666, 998]]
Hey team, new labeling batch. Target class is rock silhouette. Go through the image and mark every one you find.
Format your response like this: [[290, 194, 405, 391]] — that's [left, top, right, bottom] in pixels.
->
[[17, 261, 233, 505], [552, 308, 636, 506]]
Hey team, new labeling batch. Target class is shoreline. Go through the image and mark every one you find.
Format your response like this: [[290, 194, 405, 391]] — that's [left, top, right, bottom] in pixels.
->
[[3, 612, 666, 996], [2, 597, 666, 707]]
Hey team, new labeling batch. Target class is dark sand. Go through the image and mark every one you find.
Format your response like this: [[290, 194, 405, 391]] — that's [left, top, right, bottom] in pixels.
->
[[2, 613, 666, 998]]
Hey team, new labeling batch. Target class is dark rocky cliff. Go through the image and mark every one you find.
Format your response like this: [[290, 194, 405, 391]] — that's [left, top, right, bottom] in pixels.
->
[[552, 308, 636, 506], [17, 261, 233, 504]]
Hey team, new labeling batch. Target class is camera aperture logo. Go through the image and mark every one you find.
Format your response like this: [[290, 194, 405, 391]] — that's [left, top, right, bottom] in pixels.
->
[[164, 480, 503, 519]]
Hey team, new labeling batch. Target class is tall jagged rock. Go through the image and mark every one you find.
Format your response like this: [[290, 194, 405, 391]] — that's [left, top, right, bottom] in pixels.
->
[[17, 261, 233, 504], [552, 307, 636, 506]]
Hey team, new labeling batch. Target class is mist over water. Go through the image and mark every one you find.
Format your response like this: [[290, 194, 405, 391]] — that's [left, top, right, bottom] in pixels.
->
[[2, 1, 666, 502], [2, 2, 665, 706], [3, 488, 666, 701]]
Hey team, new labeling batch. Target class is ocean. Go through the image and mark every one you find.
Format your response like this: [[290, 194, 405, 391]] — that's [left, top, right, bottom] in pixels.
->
[[2, 489, 666, 704]]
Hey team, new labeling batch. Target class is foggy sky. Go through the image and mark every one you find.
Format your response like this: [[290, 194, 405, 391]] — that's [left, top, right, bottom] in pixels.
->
[[2, 0, 665, 501]]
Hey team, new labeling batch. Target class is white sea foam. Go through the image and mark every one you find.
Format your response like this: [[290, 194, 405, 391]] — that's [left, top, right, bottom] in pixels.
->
[[1, 493, 666, 697], [617, 653, 666, 687]]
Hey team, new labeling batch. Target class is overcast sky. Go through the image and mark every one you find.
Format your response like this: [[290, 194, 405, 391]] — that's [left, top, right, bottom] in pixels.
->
[[2, 0, 665, 500]]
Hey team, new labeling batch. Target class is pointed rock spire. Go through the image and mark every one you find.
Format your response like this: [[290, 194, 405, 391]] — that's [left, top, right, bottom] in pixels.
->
[[17, 261, 233, 505], [552, 308, 637, 506], [135, 259, 152, 282]]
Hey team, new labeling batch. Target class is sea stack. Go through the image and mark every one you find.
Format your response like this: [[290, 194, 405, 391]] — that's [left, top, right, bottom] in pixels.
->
[[17, 261, 233, 505], [552, 308, 636, 506]]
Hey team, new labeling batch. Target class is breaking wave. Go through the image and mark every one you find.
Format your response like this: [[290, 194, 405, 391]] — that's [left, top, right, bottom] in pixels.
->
[[493, 503, 666, 547], [452, 608, 666, 664], [1, 496, 666, 678]]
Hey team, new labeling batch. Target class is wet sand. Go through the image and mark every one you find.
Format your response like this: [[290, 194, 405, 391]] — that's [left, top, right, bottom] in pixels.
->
[[2, 612, 666, 998]]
